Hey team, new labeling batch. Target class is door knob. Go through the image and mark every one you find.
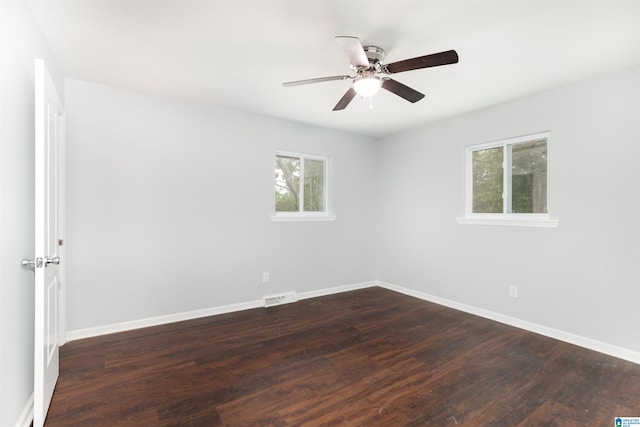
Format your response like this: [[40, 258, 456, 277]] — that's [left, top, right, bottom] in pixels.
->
[[45, 256, 60, 266], [21, 257, 59, 269], [21, 257, 43, 269]]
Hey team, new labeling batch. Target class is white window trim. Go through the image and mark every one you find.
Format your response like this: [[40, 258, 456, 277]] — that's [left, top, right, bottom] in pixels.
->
[[456, 215, 559, 228], [271, 212, 337, 222], [271, 150, 336, 222], [458, 131, 559, 228]]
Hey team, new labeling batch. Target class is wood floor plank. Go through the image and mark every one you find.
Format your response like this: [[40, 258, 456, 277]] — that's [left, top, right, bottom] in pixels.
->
[[44, 287, 640, 426]]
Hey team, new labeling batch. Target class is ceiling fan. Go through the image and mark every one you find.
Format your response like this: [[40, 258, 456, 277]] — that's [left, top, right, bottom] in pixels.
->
[[282, 36, 459, 111]]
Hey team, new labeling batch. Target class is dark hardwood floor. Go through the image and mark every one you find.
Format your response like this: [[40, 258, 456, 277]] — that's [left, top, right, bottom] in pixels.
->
[[44, 287, 640, 426]]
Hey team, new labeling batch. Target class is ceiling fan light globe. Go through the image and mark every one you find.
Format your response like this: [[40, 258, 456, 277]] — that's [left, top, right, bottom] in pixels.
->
[[353, 77, 381, 97]]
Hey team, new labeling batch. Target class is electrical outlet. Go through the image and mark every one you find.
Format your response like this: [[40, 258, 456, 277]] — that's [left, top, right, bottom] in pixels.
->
[[509, 285, 518, 298], [262, 272, 270, 284]]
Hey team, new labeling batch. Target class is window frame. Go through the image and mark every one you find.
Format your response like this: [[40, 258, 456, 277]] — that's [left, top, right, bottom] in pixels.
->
[[271, 150, 336, 222], [458, 131, 558, 228]]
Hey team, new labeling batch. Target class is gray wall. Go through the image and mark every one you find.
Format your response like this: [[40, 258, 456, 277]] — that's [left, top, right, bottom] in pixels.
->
[[376, 66, 640, 353], [0, 2, 64, 426], [65, 66, 640, 356], [64, 79, 377, 331]]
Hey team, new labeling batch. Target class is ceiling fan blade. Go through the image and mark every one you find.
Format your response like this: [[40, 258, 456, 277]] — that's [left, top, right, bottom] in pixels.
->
[[381, 79, 425, 103], [385, 50, 459, 74], [335, 36, 369, 68], [282, 75, 352, 87], [333, 88, 357, 111]]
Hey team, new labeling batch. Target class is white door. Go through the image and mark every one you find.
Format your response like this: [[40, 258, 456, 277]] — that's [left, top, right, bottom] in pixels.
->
[[33, 58, 64, 427]]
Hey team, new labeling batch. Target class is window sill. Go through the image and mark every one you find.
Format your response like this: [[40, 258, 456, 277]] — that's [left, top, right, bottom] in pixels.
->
[[271, 214, 337, 223], [456, 216, 559, 228]]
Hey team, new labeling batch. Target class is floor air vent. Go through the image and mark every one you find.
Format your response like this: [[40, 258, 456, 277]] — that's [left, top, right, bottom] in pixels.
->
[[264, 292, 298, 308]]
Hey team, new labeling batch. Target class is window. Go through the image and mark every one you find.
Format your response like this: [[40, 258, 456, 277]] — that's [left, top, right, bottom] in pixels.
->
[[459, 132, 558, 227], [272, 151, 335, 222]]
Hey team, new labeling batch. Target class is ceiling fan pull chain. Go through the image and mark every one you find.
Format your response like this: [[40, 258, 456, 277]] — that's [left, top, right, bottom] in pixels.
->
[[369, 96, 374, 110]]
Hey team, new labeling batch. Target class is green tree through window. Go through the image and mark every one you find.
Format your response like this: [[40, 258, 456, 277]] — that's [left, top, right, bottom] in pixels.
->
[[469, 135, 548, 215], [275, 156, 300, 212], [510, 140, 547, 214], [275, 153, 326, 213], [472, 147, 503, 213]]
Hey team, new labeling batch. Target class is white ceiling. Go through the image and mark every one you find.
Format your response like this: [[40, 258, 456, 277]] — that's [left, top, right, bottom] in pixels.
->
[[27, 0, 640, 138]]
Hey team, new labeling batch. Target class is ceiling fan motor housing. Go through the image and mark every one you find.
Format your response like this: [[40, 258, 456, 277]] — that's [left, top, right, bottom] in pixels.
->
[[363, 45, 386, 64]]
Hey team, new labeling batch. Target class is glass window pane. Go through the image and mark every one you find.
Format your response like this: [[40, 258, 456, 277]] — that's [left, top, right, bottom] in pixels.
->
[[303, 159, 324, 212], [510, 140, 547, 213], [275, 155, 300, 212], [472, 147, 504, 213]]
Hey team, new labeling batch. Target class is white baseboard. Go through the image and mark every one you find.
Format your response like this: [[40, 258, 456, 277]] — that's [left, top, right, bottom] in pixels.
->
[[66, 299, 264, 341], [66, 281, 377, 341], [376, 281, 640, 365], [65, 280, 640, 366], [14, 393, 33, 427], [298, 281, 377, 300]]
